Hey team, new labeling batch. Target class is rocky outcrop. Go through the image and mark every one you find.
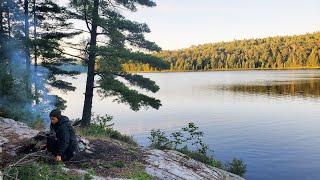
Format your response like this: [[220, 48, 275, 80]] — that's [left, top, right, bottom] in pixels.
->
[[1, 117, 245, 180], [145, 149, 244, 180], [0, 117, 39, 156]]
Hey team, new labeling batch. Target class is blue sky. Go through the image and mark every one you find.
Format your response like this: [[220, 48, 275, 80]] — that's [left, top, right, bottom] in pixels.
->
[[60, 0, 320, 50], [124, 0, 320, 50]]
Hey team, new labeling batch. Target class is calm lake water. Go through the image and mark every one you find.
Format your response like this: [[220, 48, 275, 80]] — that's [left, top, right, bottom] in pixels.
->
[[53, 70, 320, 180]]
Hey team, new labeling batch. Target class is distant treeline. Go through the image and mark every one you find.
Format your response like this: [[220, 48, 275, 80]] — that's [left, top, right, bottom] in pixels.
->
[[123, 32, 320, 71]]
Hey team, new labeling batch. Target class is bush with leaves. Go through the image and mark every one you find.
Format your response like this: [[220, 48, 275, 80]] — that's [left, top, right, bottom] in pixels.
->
[[148, 122, 247, 177], [149, 129, 172, 150], [224, 158, 247, 177], [92, 114, 114, 129], [149, 123, 209, 154]]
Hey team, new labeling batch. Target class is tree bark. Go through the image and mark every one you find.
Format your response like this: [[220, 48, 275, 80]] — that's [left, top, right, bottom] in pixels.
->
[[24, 0, 31, 92], [24, 0, 30, 65], [6, 0, 11, 37], [81, 0, 99, 126], [0, 2, 3, 34], [33, 0, 37, 67]]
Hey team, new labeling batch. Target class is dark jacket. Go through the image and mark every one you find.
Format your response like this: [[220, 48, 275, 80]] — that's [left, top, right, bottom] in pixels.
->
[[50, 116, 77, 159]]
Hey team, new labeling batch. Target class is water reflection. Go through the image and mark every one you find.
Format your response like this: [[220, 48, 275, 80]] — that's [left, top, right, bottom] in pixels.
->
[[217, 77, 320, 98], [54, 70, 320, 180]]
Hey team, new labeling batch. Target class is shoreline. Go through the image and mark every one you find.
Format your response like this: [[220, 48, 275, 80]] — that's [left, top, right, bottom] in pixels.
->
[[126, 67, 320, 74]]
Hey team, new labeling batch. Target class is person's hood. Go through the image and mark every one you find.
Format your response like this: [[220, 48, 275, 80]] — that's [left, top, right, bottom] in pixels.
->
[[52, 115, 69, 129]]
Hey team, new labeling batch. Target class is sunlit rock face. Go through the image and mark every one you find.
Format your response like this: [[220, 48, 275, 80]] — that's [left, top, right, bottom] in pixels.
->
[[144, 149, 244, 180]]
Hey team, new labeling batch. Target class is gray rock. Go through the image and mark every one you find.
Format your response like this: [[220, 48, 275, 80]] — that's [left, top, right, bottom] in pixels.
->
[[77, 136, 91, 152], [144, 149, 245, 180], [0, 137, 9, 147], [0, 117, 39, 156], [0, 117, 39, 142]]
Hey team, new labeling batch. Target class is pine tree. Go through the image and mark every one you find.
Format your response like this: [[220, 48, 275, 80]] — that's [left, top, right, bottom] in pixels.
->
[[1, 0, 81, 112], [68, 0, 169, 126], [33, 0, 82, 89]]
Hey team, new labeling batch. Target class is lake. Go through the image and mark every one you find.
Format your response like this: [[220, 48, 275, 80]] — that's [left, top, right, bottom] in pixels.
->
[[52, 70, 320, 180]]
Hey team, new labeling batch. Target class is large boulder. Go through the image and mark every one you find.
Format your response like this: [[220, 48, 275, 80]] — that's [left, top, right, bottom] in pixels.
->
[[0, 117, 39, 156], [144, 149, 244, 180]]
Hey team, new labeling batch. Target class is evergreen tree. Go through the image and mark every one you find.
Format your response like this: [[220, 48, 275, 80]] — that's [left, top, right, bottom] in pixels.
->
[[0, 0, 81, 118], [68, 0, 169, 126]]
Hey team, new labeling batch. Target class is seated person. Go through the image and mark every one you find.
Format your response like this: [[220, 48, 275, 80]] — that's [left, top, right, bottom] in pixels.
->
[[47, 109, 78, 162]]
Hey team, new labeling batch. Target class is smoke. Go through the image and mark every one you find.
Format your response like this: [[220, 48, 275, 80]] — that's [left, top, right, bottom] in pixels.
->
[[30, 64, 57, 126], [0, 39, 56, 126]]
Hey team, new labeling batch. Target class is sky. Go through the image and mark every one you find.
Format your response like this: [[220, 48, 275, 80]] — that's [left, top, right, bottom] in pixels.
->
[[61, 0, 320, 50]]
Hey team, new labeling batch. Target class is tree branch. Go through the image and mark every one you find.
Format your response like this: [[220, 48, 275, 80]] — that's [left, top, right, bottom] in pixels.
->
[[69, 28, 90, 33], [53, 47, 86, 60], [84, 0, 92, 33]]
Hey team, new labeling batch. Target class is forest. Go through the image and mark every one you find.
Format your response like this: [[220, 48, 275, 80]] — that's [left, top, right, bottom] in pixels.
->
[[0, 0, 168, 124], [123, 32, 320, 71]]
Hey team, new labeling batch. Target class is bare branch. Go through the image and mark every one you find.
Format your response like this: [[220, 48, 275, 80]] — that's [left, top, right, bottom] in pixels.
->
[[53, 47, 86, 60], [69, 28, 90, 33], [84, 0, 92, 33]]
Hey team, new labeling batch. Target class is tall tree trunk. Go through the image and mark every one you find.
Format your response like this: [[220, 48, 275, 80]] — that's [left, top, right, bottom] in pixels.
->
[[24, 0, 30, 66], [33, 0, 37, 66], [81, 0, 99, 126], [0, 2, 3, 34], [6, 0, 11, 37], [0, 2, 4, 65], [24, 0, 31, 93], [32, 0, 39, 104]]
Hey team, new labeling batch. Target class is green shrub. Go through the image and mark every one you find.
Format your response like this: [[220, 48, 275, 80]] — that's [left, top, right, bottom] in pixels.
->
[[149, 129, 172, 150], [179, 146, 211, 164], [224, 158, 247, 177], [78, 114, 137, 145], [148, 122, 247, 177]]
